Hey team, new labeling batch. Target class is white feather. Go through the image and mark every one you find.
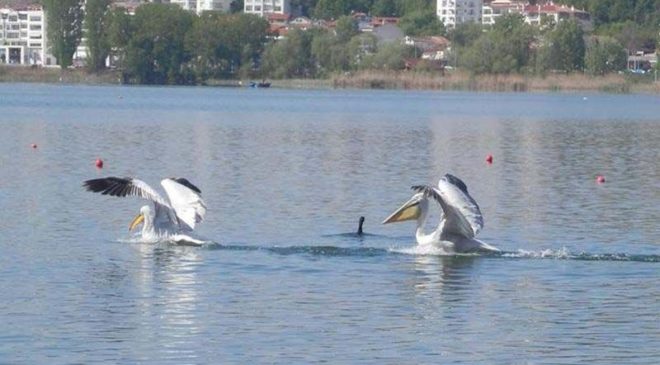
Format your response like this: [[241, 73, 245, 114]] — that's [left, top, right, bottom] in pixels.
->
[[161, 178, 207, 230]]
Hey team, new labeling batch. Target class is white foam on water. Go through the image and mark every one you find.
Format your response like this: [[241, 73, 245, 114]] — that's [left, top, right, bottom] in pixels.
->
[[389, 244, 465, 256], [502, 247, 573, 259]]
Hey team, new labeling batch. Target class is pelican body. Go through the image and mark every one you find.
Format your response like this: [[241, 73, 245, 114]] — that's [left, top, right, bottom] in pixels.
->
[[383, 174, 499, 254], [84, 177, 207, 245]]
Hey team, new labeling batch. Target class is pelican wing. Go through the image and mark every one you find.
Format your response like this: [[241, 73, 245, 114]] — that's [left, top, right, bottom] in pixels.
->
[[412, 175, 483, 238], [83, 177, 170, 207], [160, 178, 207, 230]]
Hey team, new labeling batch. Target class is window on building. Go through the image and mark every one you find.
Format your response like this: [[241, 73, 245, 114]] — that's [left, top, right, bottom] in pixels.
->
[[19, 13, 27, 20], [246, 5, 252, 10], [30, 24, 41, 31], [255, 5, 261, 11], [29, 16, 41, 21], [274, 6, 281, 11]]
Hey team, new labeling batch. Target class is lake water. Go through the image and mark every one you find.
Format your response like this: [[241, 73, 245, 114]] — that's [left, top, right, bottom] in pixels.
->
[[0, 83, 658, 364]]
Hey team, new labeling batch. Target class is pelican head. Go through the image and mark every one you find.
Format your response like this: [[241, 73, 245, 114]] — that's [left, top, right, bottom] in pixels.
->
[[129, 205, 152, 232], [382, 193, 428, 224]]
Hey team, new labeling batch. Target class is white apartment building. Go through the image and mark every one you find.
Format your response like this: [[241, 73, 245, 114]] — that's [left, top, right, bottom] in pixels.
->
[[196, 0, 232, 13], [168, 0, 232, 14], [244, 0, 291, 17], [482, 0, 524, 25], [0, 5, 54, 66], [437, 0, 482, 28]]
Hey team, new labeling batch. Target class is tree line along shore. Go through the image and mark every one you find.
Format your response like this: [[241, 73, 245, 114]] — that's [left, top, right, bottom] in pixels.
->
[[3, 0, 659, 92], [2, 65, 658, 94]]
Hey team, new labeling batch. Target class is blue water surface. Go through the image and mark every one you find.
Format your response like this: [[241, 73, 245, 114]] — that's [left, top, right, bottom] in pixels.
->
[[0, 84, 659, 364]]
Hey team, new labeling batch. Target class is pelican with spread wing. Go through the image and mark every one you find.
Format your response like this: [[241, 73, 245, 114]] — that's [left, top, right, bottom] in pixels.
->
[[383, 174, 500, 254], [83, 177, 208, 245]]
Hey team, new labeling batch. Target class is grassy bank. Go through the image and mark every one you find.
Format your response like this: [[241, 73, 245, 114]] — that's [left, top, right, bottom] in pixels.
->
[[330, 70, 660, 93], [1, 65, 657, 93], [0, 66, 121, 84]]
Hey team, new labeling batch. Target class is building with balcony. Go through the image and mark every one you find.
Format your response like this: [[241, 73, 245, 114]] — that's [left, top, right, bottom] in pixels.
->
[[523, 3, 591, 30], [482, 0, 524, 25], [437, 0, 483, 28], [244, 0, 291, 17], [0, 5, 54, 66]]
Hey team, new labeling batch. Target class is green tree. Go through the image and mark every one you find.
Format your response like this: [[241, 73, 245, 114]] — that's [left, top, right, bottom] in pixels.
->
[[186, 13, 269, 80], [42, 0, 84, 68], [397, 0, 433, 15], [372, 0, 400, 17], [311, 30, 350, 75], [261, 29, 316, 78], [399, 9, 446, 36], [448, 22, 483, 48], [600, 21, 658, 53], [541, 19, 585, 72], [335, 15, 359, 43], [229, 0, 244, 13], [362, 42, 415, 70], [105, 7, 133, 73], [462, 14, 536, 74], [290, 0, 318, 17], [107, 7, 133, 49], [313, 0, 351, 19], [585, 36, 627, 75], [84, 0, 111, 72], [123, 4, 194, 84]]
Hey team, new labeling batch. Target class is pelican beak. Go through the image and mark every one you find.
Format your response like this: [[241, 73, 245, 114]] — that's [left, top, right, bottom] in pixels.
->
[[129, 213, 145, 232], [382, 196, 422, 224]]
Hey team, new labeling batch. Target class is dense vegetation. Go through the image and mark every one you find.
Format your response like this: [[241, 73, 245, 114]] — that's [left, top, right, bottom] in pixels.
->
[[39, 0, 659, 84]]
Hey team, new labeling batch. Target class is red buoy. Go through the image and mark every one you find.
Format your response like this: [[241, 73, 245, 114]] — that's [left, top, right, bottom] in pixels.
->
[[31, 143, 37, 149], [95, 158, 104, 169], [486, 154, 493, 164], [596, 175, 605, 184]]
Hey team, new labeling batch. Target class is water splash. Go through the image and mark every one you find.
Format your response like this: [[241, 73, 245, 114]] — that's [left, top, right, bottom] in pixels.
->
[[114, 239, 660, 263], [501, 247, 660, 262]]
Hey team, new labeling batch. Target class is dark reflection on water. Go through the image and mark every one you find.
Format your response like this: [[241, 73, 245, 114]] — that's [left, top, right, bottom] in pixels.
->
[[0, 84, 659, 364]]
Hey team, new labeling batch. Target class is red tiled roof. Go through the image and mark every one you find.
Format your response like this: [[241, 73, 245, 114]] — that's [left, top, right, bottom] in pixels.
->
[[267, 13, 290, 22]]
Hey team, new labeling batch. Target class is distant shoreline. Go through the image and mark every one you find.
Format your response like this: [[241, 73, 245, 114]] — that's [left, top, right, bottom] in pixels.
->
[[1, 66, 657, 94]]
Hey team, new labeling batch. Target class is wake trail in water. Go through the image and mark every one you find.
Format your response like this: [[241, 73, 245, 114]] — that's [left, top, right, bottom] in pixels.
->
[[203, 243, 660, 263], [116, 238, 660, 262]]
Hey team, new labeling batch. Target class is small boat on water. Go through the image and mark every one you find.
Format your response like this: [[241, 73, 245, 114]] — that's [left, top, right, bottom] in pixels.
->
[[249, 81, 271, 88]]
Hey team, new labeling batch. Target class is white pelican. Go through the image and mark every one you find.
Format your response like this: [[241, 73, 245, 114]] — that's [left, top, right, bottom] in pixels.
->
[[83, 177, 208, 245], [383, 174, 500, 254]]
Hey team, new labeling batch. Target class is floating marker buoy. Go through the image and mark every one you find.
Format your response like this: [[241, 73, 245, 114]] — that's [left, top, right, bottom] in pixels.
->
[[596, 175, 605, 184], [31, 143, 37, 149], [95, 158, 104, 169], [486, 154, 493, 164]]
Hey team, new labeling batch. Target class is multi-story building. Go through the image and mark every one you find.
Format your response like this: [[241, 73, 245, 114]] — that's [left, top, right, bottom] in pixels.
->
[[167, 0, 232, 14], [482, 0, 524, 25], [0, 5, 53, 66], [244, 0, 291, 17], [169, 0, 197, 12], [196, 0, 232, 13], [437, 0, 483, 28], [523, 3, 591, 30]]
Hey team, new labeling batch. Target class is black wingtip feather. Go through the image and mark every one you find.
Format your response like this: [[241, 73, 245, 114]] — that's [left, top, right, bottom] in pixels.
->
[[83, 177, 132, 196], [411, 184, 442, 203], [442, 174, 469, 194], [173, 178, 202, 194]]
